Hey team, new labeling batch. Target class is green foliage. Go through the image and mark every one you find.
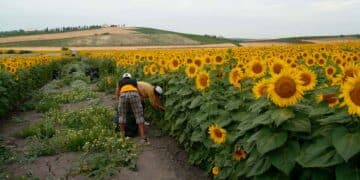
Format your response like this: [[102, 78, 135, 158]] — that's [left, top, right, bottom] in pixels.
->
[[0, 58, 73, 117], [96, 76, 117, 93], [0, 145, 16, 166]]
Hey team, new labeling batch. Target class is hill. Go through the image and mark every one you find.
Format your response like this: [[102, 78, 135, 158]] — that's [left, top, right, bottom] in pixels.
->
[[0, 27, 239, 47]]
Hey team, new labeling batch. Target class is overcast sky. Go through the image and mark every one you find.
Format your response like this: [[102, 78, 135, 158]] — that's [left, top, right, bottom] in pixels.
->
[[0, 0, 359, 38]]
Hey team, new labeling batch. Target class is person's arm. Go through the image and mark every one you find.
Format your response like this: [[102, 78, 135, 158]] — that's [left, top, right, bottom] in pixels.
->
[[115, 83, 120, 100], [154, 96, 165, 111], [116, 79, 123, 99], [149, 92, 165, 111]]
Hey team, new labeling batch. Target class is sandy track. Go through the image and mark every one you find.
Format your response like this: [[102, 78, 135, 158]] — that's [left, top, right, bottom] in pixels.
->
[[0, 43, 236, 51], [302, 37, 360, 43], [0, 27, 134, 43]]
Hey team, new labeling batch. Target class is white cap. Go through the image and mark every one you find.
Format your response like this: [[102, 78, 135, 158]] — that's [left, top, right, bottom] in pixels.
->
[[122, 73, 132, 78], [155, 86, 163, 94]]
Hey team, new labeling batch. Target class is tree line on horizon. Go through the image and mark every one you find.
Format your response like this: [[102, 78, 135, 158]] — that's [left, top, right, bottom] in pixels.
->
[[0, 25, 104, 38]]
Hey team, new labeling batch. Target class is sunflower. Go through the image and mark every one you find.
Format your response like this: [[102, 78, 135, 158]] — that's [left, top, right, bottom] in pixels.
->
[[143, 65, 150, 75], [204, 56, 212, 64], [316, 93, 339, 107], [317, 58, 326, 66], [169, 59, 181, 71], [253, 78, 270, 99], [159, 67, 166, 75], [299, 69, 317, 91], [185, 65, 198, 79], [325, 66, 336, 77], [149, 63, 158, 75], [186, 58, 193, 65], [340, 63, 359, 82], [208, 124, 227, 144], [305, 58, 315, 66], [340, 75, 360, 116], [214, 55, 224, 65], [233, 148, 247, 161], [212, 166, 220, 176], [270, 59, 288, 75], [193, 58, 204, 68], [268, 70, 305, 107], [247, 60, 266, 78], [196, 71, 210, 91], [229, 67, 243, 88]]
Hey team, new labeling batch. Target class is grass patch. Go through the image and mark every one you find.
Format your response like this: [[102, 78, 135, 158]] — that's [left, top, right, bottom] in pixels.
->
[[134, 27, 240, 45]]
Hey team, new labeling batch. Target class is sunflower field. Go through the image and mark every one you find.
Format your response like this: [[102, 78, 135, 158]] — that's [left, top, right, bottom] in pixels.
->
[[80, 42, 360, 179], [1, 42, 360, 179], [0, 55, 74, 117]]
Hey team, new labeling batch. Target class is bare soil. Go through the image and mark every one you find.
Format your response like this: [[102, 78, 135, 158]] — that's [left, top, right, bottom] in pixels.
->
[[0, 27, 134, 43]]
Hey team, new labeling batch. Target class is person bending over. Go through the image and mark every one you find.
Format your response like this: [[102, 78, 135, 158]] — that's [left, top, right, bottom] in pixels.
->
[[137, 81, 165, 111], [116, 73, 147, 143]]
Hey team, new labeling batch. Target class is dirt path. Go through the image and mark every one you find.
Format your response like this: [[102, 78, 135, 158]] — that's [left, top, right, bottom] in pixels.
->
[[0, 91, 209, 180]]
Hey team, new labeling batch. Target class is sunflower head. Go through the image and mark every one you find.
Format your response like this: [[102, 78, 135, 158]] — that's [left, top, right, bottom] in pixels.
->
[[341, 63, 359, 82], [316, 93, 339, 108], [317, 58, 326, 66], [169, 59, 181, 71], [325, 66, 336, 77], [270, 59, 288, 75], [149, 63, 158, 75], [193, 58, 204, 68], [233, 148, 247, 161], [247, 60, 266, 78], [204, 56, 212, 64], [340, 75, 360, 116], [185, 64, 198, 79], [214, 55, 224, 65], [299, 69, 317, 91], [208, 124, 227, 144], [196, 71, 210, 91], [268, 69, 305, 107], [212, 166, 220, 176], [143, 65, 150, 75], [229, 67, 243, 88], [253, 78, 270, 99], [186, 58, 193, 65], [305, 58, 315, 66]]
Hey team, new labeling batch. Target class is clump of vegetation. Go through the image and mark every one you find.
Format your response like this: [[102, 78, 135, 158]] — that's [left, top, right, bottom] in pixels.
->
[[34, 88, 99, 112], [6, 49, 15, 54], [19, 106, 138, 179], [61, 47, 69, 51]]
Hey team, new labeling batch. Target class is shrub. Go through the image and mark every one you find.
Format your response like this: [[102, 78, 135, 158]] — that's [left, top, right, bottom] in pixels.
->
[[5, 49, 15, 54], [61, 47, 69, 51]]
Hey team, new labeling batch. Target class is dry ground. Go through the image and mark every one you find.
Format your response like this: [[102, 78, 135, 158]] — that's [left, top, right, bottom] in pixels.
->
[[0, 27, 135, 44]]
